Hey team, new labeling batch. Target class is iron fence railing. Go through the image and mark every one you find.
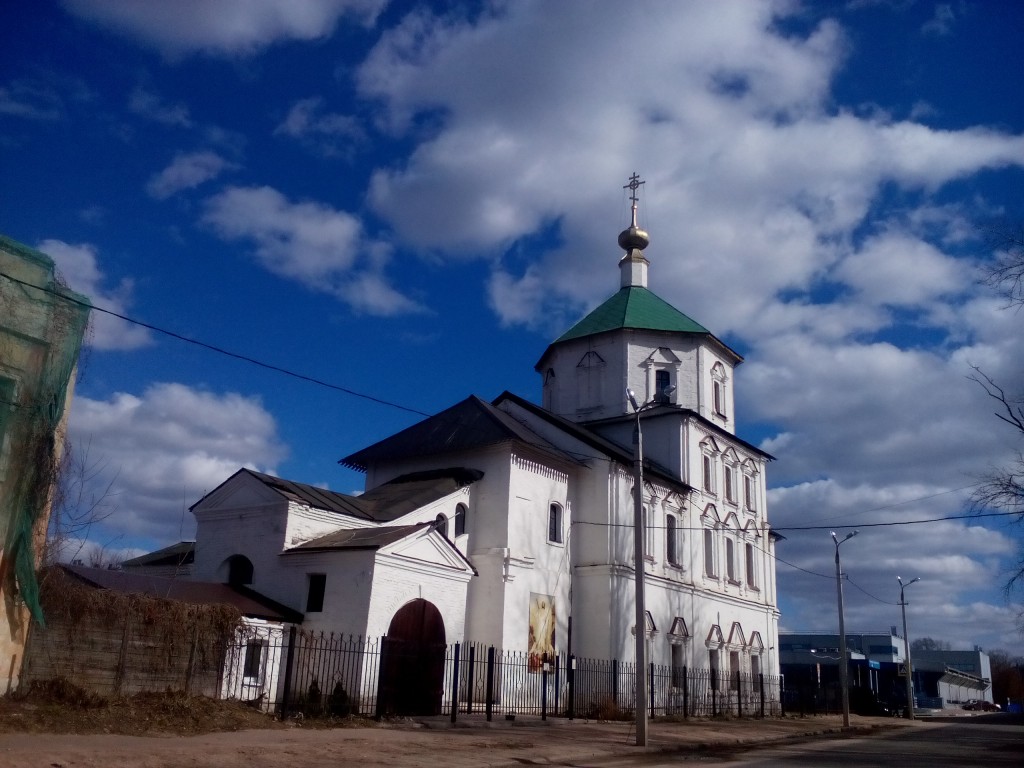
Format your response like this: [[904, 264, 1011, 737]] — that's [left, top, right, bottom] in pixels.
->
[[216, 626, 784, 721]]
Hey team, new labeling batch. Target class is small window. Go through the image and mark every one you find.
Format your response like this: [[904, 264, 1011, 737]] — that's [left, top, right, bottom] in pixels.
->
[[702, 455, 714, 494], [671, 643, 685, 687], [243, 639, 266, 679], [726, 539, 736, 582], [433, 513, 448, 538], [666, 514, 679, 566], [725, 466, 736, 503], [750, 654, 761, 679], [711, 363, 728, 417], [306, 573, 326, 612], [548, 503, 563, 544], [713, 380, 723, 414], [703, 529, 716, 577], [729, 650, 741, 689], [454, 503, 467, 537], [743, 474, 755, 511], [643, 505, 654, 560], [745, 542, 757, 588], [655, 369, 671, 401]]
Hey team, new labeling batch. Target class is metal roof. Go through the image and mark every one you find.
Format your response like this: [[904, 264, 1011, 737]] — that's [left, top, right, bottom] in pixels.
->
[[340, 395, 580, 473], [59, 564, 303, 623], [554, 285, 710, 343], [286, 523, 431, 551], [122, 541, 194, 568]]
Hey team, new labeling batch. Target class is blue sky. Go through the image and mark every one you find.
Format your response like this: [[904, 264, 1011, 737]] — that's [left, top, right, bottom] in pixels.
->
[[2, 1, 1023, 653]]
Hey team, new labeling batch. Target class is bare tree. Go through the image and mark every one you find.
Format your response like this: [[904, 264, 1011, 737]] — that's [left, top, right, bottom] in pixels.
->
[[971, 223, 1024, 596], [982, 224, 1024, 309], [43, 435, 120, 567]]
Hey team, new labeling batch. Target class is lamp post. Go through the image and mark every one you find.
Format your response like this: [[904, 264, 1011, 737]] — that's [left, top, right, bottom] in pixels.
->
[[626, 386, 673, 747], [898, 576, 921, 719], [831, 530, 858, 728]]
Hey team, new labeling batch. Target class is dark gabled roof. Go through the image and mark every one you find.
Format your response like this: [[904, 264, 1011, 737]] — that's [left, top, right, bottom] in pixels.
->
[[340, 395, 580, 473], [492, 391, 688, 489], [285, 522, 478, 575], [355, 468, 484, 523], [535, 285, 742, 368], [221, 469, 374, 519], [286, 523, 430, 552], [59, 564, 303, 623], [122, 541, 195, 568]]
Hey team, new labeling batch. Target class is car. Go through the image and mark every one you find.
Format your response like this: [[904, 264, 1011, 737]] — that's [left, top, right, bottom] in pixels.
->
[[963, 699, 1000, 711]]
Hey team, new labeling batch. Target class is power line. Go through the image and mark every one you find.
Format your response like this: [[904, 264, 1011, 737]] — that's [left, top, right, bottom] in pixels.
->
[[0, 270, 430, 417]]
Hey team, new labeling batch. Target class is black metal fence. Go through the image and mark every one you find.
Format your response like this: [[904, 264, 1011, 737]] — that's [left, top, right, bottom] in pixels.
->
[[220, 626, 783, 721]]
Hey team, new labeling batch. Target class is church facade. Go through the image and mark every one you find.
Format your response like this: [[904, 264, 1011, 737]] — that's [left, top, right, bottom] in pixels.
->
[[178, 186, 780, 688]]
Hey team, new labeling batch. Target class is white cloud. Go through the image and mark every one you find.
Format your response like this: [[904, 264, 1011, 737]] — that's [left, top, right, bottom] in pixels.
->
[[0, 81, 63, 120], [37, 239, 153, 351], [146, 150, 236, 199], [127, 86, 192, 126], [64, 0, 387, 57], [275, 97, 363, 149], [203, 185, 423, 315], [922, 3, 956, 36], [67, 383, 287, 543]]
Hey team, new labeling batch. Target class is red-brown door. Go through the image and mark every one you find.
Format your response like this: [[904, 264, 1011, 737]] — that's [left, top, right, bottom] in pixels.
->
[[378, 599, 446, 716]]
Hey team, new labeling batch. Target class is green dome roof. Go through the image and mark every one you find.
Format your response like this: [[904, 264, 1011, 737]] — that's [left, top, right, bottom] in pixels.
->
[[554, 286, 709, 343]]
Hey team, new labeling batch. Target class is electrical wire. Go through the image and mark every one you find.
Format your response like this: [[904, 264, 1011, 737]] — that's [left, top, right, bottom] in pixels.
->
[[0, 269, 431, 417]]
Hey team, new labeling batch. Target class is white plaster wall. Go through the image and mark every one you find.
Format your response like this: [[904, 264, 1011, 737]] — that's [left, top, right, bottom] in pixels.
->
[[367, 554, 471, 643], [280, 549, 375, 635]]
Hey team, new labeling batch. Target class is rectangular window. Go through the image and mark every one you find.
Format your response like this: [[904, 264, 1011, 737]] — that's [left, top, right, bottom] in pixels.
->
[[750, 654, 760, 679], [666, 514, 679, 565], [702, 455, 713, 493], [548, 503, 563, 543], [725, 467, 735, 503], [643, 506, 654, 560], [671, 643, 684, 687], [743, 475, 754, 510], [729, 650, 741, 689], [726, 539, 736, 581], [745, 543, 756, 588], [306, 573, 326, 612], [243, 639, 266, 679], [703, 529, 716, 577]]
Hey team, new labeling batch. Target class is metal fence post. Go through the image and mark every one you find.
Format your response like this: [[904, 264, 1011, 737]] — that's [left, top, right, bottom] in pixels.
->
[[736, 670, 743, 718], [485, 646, 495, 722], [450, 642, 460, 724], [612, 658, 618, 707], [759, 673, 765, 718], [682, 666, 688, 719], [541, 654, 548, 721], [649, 662, 655, 715], [466, 644, 475, 714], [279, 624, 297, 721], [568, 655, 576, 720], [711, 667, 718, 716]]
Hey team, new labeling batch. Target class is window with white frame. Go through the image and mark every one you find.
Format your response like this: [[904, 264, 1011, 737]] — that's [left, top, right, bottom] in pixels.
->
[[702, 454, 715, 494], [743, 472, 755, 511], [243, 639, 267, 680], [655, 369, 672, 402], [703, 528, 717, 577], [724, 464, 736, 504], [726, 538, 737, 582], [711, 362, 728, 417], [666, 513, 680, 566], [548, 502, 563, 544], [729, 650, 741, 689], [642, 505, 655, 560], [750, 653, 761, 679], [454, 503, 467, 537], [745, 542, 757, 588]]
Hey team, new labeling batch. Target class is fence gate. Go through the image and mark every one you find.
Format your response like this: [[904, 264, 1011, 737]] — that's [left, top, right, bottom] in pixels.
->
[[377, 599, 446, 716]]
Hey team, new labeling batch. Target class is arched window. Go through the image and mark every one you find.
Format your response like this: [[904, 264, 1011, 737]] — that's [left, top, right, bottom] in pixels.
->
[[227, 555, 253, 586], [433, 513, 448, 538], [454, 503, 467, 537], [548, 503, 563, 543], [711, 362, 728, 417]]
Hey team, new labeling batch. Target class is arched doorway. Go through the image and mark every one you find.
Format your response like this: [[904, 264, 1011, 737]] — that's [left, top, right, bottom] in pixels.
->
[[377, 599, 446, 716]]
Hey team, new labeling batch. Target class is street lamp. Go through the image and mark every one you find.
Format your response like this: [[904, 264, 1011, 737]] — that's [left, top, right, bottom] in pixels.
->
[[831, 530, 858, 728], [898, 576, 921, 720], [626, 386, 673, 747]]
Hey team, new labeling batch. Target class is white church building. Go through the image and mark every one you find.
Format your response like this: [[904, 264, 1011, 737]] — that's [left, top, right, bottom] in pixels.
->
[[169, 181, 780, 710]]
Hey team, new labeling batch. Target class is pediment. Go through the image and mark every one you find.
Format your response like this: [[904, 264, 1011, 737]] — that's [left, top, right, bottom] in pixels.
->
[[192, 469, 282, 514], [727, 621, 745, 647], [645, 347, 681, 365], [381, 529, 474, 573]]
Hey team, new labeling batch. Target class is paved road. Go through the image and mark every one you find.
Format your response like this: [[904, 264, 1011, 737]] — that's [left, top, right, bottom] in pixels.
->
[[660, 717, 1022, 767]]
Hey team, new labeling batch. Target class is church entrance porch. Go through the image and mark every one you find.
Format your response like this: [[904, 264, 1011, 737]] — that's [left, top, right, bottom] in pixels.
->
[[377, 599, 447, 716]]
